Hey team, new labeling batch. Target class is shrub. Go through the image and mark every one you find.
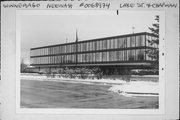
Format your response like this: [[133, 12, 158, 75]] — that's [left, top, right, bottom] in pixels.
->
[[44, 67, 103, 79]]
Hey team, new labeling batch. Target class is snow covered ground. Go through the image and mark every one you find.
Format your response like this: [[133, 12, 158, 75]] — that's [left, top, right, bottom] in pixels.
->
[[21, 74, 159, 97], [21, 74, 127, 85], [108, 81, 159, 97]]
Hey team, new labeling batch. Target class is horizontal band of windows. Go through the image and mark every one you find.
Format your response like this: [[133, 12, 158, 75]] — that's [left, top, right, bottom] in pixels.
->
[[30, 36, 148, 56], [30, 47, 155, 58], [30, 46, 147, 56], [30, 61, 154, 66], [30, 50, 157, 65], [31, 43, 147, 53], [30, 60, 155, 66], [31, 32, 155, 50]]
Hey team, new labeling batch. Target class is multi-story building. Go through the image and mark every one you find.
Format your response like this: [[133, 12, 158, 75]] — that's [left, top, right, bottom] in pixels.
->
[[30, 32, 158, 74]]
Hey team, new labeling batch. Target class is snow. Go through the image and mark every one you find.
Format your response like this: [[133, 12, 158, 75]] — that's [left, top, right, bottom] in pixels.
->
[[108, 81, 159, 97], [21, 74, 127, 85], [21, 74, 159, 97]]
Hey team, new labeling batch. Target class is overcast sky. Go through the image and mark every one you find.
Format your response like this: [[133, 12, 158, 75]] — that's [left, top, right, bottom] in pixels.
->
[[20, 10, 158, 64]]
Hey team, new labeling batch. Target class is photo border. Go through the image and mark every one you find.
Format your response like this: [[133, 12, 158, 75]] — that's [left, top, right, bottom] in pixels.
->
[[16, 9, 165, 114]]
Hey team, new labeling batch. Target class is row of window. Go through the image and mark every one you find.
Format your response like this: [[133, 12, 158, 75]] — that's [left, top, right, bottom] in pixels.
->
[[31, 34, 158, 57], [31, 49, 153, 65]]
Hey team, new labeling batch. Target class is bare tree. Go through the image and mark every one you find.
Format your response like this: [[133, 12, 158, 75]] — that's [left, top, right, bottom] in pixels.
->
[[21, 59, 27, 73]]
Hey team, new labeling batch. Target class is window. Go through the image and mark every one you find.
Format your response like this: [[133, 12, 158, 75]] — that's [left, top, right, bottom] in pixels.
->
[[52, 48, 54, 55], [127, 37, 130, 48], [60, 46, 63, 53], [128, 50, 136, 61], [80, 54, 82, 63], [78, 43, 81, 52], [96, 41, 99, 50], [99, 52, 102, 62], [123, 38, 127, 48], [82, 43, 86, 51], [77, 43, 80, 52], [114, 51, 117, 61], [72, 44, 76, 53], [132, 50, 136, 60], [114, 38, 118, 48], [59, 46, 62, 54], [117, 51, 121, 61], [86, 42, 89, 51], [123, 51, 126, 61], [92, 42, 96, 51], [80, 43, 83, 52], [58, 46, 60, 54], [96, 52, 100, 62], [92, 53, 95, 62], [57, 56, 59, 63], [89, 42, 92, 51], [73, 55, 76, 63], [103, 40, 107, 50], [51, 56, 53, 64], [109, 51, 114, 61], [110, 39, 114, 49], [127, 50, 131, 61], [136, 49, 145, 61], [70, 45, 72, 53], [99, 41, 103, 50], [66, 45, 69, 53], [131, 36, 136, 47], [102, 52, 107, 61], [107, 40, 110, 49], [136, 36, 141, 47], [107, 52, 109, 62], [82, 54, 85, 62], [118, 38, 126, 48], [43, 57, 45, 64]]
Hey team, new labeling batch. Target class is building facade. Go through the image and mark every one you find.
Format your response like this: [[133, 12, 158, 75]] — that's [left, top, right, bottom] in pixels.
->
[[30, 32, 158, 74]]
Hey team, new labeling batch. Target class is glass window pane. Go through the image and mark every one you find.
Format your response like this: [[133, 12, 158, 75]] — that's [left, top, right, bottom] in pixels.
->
[[127, 37, 130, 48]]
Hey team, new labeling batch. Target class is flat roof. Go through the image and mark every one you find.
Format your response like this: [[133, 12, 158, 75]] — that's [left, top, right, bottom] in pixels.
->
[[31, 32, 157, 50]]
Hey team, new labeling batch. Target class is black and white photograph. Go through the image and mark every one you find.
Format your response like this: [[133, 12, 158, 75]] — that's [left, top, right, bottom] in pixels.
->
[[19, 11, 161, 109], [1, 0, 179, 119], [18, 10, 164, 110]]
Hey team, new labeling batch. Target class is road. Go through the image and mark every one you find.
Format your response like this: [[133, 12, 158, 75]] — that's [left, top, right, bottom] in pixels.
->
[[21, 79, 158, 109]]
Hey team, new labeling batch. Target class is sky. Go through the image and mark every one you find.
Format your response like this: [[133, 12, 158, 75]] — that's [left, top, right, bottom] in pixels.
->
[[20, 10, 158, 64]]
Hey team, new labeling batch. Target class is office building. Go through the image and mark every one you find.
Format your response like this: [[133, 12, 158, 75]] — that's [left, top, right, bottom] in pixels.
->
[[30, 32, 158, 74]]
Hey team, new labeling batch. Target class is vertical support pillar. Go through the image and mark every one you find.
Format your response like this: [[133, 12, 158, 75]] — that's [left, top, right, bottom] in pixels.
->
[[114, 67, 118, 75], [124, 67, 131, 82]]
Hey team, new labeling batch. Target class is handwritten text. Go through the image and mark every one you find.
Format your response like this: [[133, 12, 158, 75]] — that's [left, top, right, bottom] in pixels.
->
[[3, 3, 40, 8], [79, 2, 110, 9], [47, 3, 73, 9], [119, 2, 177, 8]]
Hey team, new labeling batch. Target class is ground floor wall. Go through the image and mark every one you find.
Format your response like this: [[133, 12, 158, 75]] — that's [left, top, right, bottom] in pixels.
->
[[25, 64, 158, 75]]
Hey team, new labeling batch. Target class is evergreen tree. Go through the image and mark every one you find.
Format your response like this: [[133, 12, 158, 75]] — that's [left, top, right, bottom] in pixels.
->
[[147, 15, 159, 69]]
